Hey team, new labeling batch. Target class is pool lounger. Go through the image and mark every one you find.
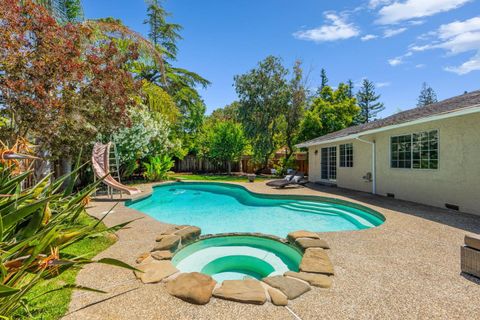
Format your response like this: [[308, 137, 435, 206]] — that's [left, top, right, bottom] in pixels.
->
[[266, 172, 308, 188]]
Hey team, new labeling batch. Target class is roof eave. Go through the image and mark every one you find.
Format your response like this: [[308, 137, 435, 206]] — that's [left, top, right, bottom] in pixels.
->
[[296, 104, 480, 148]]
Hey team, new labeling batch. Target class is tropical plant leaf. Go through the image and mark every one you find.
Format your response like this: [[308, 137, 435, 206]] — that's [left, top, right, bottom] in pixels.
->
[[0, 284, 21, 297]]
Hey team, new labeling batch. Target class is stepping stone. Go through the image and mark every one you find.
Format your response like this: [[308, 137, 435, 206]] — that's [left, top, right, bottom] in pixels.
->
[[166, 272, 216, 305], [262, 276, 310, 300], [284, 271, 332, 288], [151, 250, 173, 260], [267, 287, 288, 306], [152, 235, 181, 252], [159, 225, 187, 237], [300, 248, 334, 275], [136, 252, 151, 264], [134, 261, 178, 284], [295, 238, 330, 250], [213, 279, 266, 305], [174, 226, 201, 242], [287, 230, 320, 243]]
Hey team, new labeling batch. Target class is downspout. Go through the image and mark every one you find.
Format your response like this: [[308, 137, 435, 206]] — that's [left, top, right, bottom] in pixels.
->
[[355, 137, 376, 195]]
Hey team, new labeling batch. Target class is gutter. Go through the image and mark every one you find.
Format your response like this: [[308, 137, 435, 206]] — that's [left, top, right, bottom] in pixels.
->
[[355, 137, 376, 195]]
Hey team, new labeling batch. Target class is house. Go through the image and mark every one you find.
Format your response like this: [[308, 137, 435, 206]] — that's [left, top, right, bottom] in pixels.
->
[[296, 90, 480, 216]]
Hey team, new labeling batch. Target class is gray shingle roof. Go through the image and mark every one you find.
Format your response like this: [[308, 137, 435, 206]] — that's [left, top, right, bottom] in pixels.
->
[[297, 89, 480, 147]]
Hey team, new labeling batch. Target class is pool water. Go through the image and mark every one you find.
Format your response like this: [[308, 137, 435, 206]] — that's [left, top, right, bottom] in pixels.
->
[[172, 236, 302, 282], [127, 182, 384, 237]]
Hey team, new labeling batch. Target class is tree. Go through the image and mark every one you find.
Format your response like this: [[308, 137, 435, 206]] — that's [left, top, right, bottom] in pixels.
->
[[210, 102, 240, 123], [356, 79, 384, 123], [298, 84, 359, 142], [0, 0, 142, 175], [347, 79, 355, 98], [141, 0, 210, 154], [417, 82, 438, 107], [207, 121, 246, 174], [285, 60, 306, 162], [234, 56, 289, 171], [320, 68, 328, 91]]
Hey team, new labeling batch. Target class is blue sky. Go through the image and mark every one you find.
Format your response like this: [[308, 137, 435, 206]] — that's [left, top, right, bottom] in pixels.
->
[[83, 0, 480, 117]]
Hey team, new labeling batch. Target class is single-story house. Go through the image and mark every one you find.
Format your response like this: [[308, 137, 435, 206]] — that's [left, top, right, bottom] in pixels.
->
[[296, 90, 480, 216]]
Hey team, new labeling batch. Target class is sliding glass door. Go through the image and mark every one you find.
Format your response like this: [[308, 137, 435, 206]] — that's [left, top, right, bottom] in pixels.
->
[[321, 147, 337, 181]]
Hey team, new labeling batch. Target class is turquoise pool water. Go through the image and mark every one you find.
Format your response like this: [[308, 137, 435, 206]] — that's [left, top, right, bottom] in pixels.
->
[[127, 182, 384, 237], [172, 236, 302, 282]]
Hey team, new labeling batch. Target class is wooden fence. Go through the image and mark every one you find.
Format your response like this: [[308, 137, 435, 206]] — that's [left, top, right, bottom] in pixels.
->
[[174, 155, 240, 173]]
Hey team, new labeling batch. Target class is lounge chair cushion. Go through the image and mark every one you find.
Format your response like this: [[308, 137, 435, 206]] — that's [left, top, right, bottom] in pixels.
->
[[465, 234, 480, 251]]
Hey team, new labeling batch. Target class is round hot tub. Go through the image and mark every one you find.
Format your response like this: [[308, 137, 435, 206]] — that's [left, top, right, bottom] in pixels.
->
[[172, 236, 302, 282]]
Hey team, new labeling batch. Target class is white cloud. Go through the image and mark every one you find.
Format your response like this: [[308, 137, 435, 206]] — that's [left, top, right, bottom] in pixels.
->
[[415, 64, 426, 68], [383, 27, 407, 38], [388, 51, 412, 66], [445, 53, 480, 74], [361, 34, 378, 41], [376, 0, 472, 25], [411, 16, 480, 74], [369, 0, 393, 9], [293, 13, 360, 42], [388, 57, 404, 66], [376, 81, 391, 88]]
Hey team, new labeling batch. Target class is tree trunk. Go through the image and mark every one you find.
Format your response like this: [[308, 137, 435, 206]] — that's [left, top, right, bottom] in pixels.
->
[[34, 150, 52, 182], [239, 158, 243, 173], [227, 161, 232, 175], [60, 156, 73, 189]]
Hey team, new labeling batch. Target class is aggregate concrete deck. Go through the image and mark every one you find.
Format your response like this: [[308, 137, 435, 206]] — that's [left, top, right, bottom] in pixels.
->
[[64, 181, 480, 320]]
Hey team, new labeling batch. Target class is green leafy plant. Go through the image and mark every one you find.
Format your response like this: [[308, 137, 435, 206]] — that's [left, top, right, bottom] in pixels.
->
[[0, 163, 137, 318], [143, 155, 174, 182]]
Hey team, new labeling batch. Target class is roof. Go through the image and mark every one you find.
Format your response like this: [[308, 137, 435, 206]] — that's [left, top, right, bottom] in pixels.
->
[[297, 90, 480, 148]]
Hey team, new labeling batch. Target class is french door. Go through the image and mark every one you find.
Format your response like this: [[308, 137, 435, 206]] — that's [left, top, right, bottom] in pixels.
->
[[321, 147, 337, 181]]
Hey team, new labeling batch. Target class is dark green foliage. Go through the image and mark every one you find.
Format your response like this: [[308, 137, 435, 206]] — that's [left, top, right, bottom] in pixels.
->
[[234, 56, 290, 170], [356, 79, 385, 123], [417, 82, 438, 107]]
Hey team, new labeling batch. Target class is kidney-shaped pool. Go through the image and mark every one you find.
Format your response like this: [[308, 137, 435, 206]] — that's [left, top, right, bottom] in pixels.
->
[[127, 182, 385, 237]]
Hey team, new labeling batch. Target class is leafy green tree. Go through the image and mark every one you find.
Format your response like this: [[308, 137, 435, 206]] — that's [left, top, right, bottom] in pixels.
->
[[141, 0, 210, 154], [417, 82, 438, 107], [298, 84, 359, 142], [207, 121, 246, 174], [356, 79, 384, 123], [285, 60, 306, 161], [210, 102, 241, 123], [234, 56, 289, 171]]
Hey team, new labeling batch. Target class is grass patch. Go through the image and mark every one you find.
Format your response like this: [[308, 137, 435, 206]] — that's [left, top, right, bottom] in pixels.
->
[[17, 213, 117, 320], [169, 174, 271, 182]]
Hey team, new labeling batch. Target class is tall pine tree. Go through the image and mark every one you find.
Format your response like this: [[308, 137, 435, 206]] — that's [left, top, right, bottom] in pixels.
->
[[347, 79, 354, 98], [317, 68, 328, 96], [417, 82, 438, 107], [356, 79, 384, 124]]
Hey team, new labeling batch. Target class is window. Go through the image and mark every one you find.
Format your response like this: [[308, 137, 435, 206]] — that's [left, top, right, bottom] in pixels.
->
[[391, 130, 438, 169], [321, 147, 337, 180], [340, 143, 353, 167]]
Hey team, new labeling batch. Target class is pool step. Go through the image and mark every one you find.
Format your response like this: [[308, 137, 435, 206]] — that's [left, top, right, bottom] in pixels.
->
[[280, 202, 376, 228]]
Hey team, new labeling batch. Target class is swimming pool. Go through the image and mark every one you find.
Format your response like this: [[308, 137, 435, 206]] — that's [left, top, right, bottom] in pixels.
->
[[127, 182, 384, 237], [172, 236, 301, 282]]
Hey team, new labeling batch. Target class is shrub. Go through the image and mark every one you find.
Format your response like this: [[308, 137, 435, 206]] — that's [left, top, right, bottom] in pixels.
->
[[143, 155, 174, 182]]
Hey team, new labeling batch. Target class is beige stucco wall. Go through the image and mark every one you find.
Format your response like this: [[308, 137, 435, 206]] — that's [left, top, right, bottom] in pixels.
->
[[308, 139, 373, 193], [308, 112, 480, 215]]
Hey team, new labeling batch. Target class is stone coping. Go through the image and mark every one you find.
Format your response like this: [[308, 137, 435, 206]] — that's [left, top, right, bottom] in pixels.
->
[[134, 226, 334, 306], [124, 181, 386, 223]]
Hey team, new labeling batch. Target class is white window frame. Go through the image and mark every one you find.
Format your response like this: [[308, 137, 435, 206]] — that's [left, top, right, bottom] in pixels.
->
[[389, 129, 439, 170], [339, 143, 353, 168]]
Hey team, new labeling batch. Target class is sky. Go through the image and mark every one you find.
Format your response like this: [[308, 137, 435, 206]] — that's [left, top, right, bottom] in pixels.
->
[[83, 0, 480, 117]]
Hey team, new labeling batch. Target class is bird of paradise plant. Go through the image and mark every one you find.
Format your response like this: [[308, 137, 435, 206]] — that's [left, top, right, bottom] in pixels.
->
[[0, 161, 137, 319]]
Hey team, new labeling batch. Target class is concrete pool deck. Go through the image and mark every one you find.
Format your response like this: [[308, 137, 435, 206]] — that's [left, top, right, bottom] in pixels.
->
[[64, 181, 480, 320]]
